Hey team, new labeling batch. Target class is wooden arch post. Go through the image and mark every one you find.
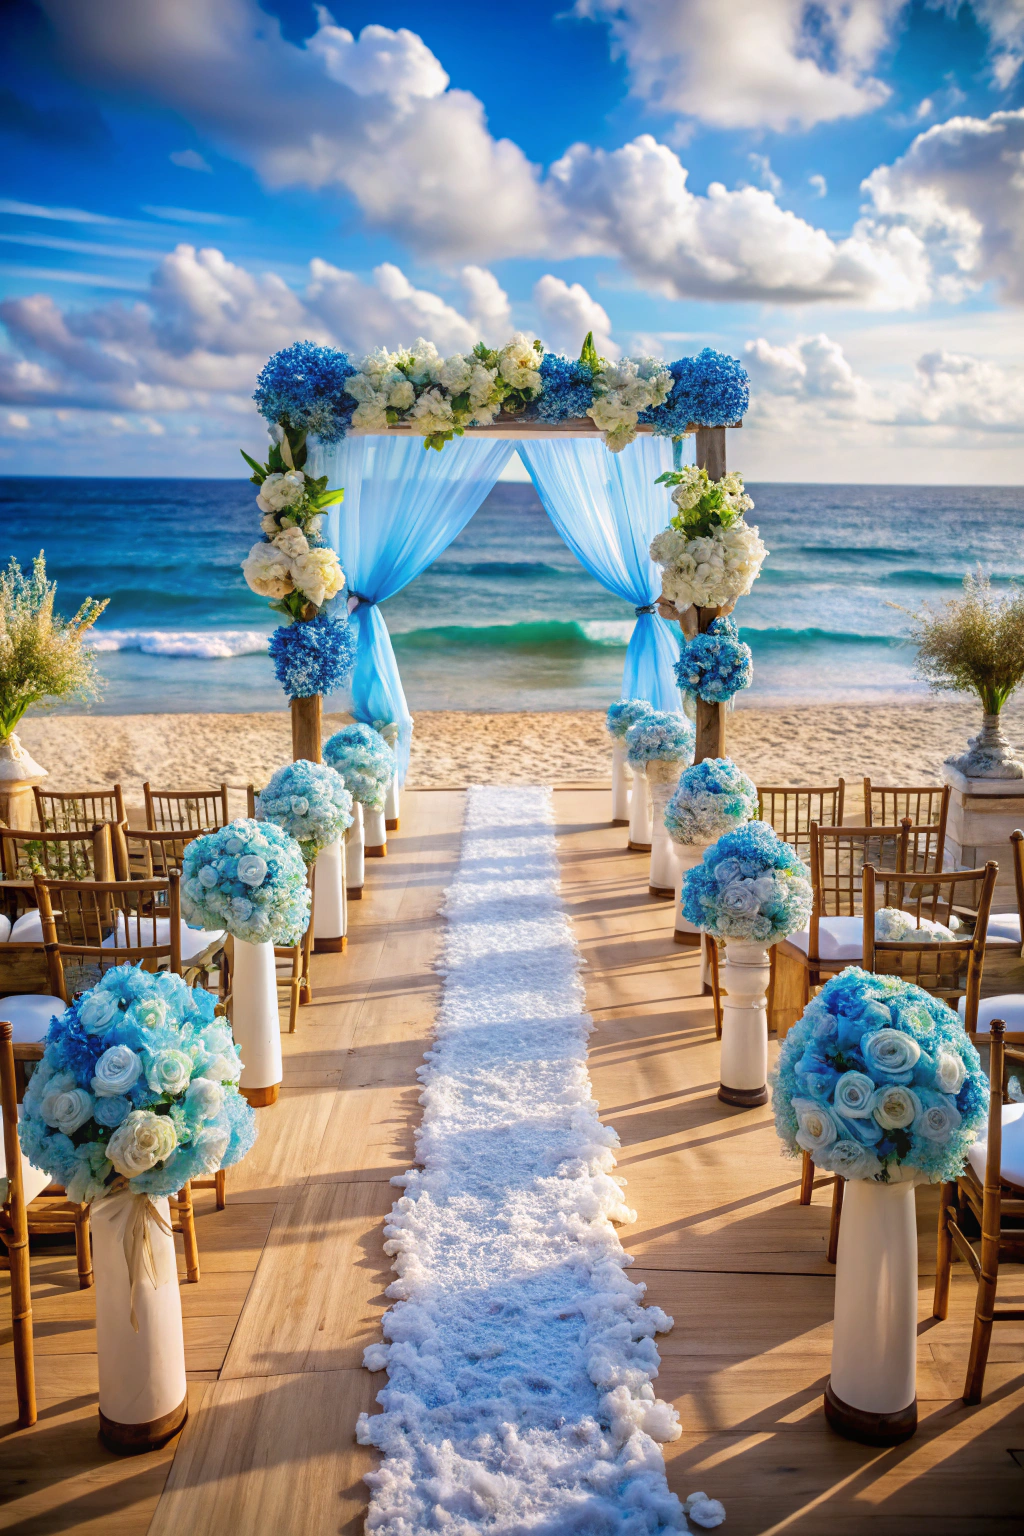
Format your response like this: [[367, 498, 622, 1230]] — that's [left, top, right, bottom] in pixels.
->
[[693, 426, 728, 766], [291, 696, 322, 764]]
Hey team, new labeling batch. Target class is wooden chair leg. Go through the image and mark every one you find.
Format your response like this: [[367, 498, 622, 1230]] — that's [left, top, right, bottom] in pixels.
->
[[176, 1182, 201, 1284], [766, 946, 777, 1034], [7, 1216, 37, 1429], [799, 1151, 815, 1205], [933, 1180, 955, 1321], [963, 1207, 1000, 1405], [707, 937, 723, 1040], [74, 1203, 93, 1289], [215, 1168, 226, 1210], [827, 1176, 844, 1264]]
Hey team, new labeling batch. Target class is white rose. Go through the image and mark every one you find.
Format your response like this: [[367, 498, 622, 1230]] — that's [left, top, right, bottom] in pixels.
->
[[833, 1070, 875, 1118], [497, 333, 541, 391], [935, 1050, 966, 1095], [202, 1052, 242, 1085], [827, 1139, 882, 1181], [106, 1110, 177, 1177], [437, 354, 472, 393], [242, 541, 294, 599], [793, 1097, 839, 1153], [192, 1123, 231, 1174], [185, 1077, 224, 1121], [237, 853, 268, 886], [260, 511, 279, 536], [78, 988, 119, 1036], [916, 1098, 962, 1143], [272, 526, 309, 561], [871, 1084, 921, 1130], [862, 1028, 921, 1082], [198, 863, 219, 888], [256, 470, 305, 513], [387, 377, 415, 410], [350, 397, 390, 433], [92, 1044, 143, 1097], [143, 1047, 194, 1097], [43, 1081, 94, 1135], [291, 547, 344, 608]]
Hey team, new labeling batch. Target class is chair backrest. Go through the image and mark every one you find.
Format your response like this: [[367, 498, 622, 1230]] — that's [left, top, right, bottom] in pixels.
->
[[246, 784, 259, 818], [757, 781, 845, 862], [33, 785, 126, 834], [1011, 829, 1024, 934], [115, 827, 196, 883], [33, 872, 182, 1002], [143, 781, 228, 833], [862, 861, 997, 1030], [0, 824, 114, 884], [863, 780, 950, 873], [0, 945, 52, 999], [809, 819, 911, 923]]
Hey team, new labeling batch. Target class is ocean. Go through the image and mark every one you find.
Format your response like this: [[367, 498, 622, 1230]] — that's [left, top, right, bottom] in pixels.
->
[[3, 477, 1023, 715]]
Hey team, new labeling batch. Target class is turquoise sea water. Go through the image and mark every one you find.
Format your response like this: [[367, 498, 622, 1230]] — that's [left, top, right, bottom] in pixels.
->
[[3, 477, 1023, 714]]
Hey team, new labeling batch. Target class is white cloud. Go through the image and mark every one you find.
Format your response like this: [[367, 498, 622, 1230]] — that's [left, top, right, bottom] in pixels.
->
[[170, 149, 213, 172], [748, 153, 782, 195], [957, 0, 1024, 87], [808, 173, 828, 197], [532, 275, 618, 357], [459, 265, 512, 344]]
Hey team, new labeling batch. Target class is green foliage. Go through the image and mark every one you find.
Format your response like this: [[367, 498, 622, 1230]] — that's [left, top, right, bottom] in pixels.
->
[[579, 330, 605, 374], [655, 466, 745, 539], [904, 569, 1024, 714], [0, 552, 109, 739]]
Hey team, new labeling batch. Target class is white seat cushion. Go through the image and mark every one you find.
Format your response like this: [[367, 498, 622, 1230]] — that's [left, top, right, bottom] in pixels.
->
[[787, 915, 863, 961], [9, 909, 44, 944], [987, 911, 1021, 944], [0, 913, 10, 943], [958, 994, 1024, 1034], [967, 1102, 1024, 1187], [102, 914, 226, 965], [0, 994, 66, 1042], [0, 1106, 51, 1205]]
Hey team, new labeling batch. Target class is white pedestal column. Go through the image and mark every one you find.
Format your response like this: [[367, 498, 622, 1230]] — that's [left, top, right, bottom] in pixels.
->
[[628, 767, 652, 851], [611, 742, 631, 825], [943, 764, 1024, 913], [92, 1191, 187, 1452], [364, 804, 387, 856], [232, 937, 282, 1108], [718, 939, 770, 1106], [825, 1177, 919, 1445], [313, 834, 347, 953], [347, 802, 365, 898], [673, 842, 708, 945], [385, 774, 400, 832], [648, 779, 679, 897]]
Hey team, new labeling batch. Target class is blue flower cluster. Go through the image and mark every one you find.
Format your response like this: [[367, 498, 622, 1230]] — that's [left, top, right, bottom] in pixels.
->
[[323, 723, 396, 811], [534, 352, 596, 423], [268, 615, 357, 700], [18, 964, 256, 1204], [624, 709, 695, 767], [682, 821, 812, 944], [255, 759, 353, 862], [181, 819, 310, 946], [605, 698, 653, 740], [770, 968, 988, 1185], [675, 616, 753, 704], [664, 757, 758, 845], [642, 349, 750, 436], [253, 341, 356, 444]]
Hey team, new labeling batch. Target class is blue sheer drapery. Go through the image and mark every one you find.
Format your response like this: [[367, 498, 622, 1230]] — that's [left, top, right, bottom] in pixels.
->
[[518, 435, 691, 712], [312, 434, 514, 781]]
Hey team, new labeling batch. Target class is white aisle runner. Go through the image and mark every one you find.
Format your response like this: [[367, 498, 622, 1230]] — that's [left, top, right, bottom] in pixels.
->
[[357, 785, 722, 1533]]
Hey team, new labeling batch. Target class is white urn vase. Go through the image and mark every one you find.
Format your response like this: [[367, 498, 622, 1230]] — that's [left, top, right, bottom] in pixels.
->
[[232, 937, 282, 1108], [673, 842, 709, 945], [385, 773, 400, 830], [93, 1190, 187, 1453], [0, 732, 47, 829], [313, 834, 347, 953], [647, 764, 681, 898], [347, 802, 365, 897], [825, 1177, 918, 1444], [628, 766, 652, 851], [364, 803, 387, 856], [718, 938, 770, 1107], [611, 742, 631, 825]]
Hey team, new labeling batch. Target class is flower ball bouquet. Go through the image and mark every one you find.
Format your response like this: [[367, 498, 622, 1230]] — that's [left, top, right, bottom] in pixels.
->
[[675, 616, 753, 705], [649, 467, 767, 617], [256, 759, 353, 952], [770, 968, 987, 1442], [604, 698, 653, 827], [624, 711, 695, 893], [182, 819, 310, 1103], [323, 723, 396, 814], [665, 758, 758, 937]]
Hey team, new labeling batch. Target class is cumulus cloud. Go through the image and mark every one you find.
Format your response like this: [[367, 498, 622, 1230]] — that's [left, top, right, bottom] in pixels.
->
[[532, 275, 618, 357], [170, 149, 212, 172]]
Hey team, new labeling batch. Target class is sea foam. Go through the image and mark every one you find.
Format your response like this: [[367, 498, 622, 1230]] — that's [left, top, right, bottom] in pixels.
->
[[85, 629, 270, 659]]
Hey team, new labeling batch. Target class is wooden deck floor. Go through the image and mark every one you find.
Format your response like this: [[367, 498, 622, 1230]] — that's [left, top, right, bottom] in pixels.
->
[[2, 786, 1023, 1533]]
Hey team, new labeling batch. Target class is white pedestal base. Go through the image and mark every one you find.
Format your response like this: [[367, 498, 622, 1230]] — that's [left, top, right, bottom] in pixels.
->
[[364, 804, 387, 856], [313, 835, 347, 952], [943, 764, 1024, 912], [385, 774, 400, 831], [719, 939, 770, 1106], [92, 1191, 187, 1452], [673, 842, 708, 944], [347, 802, 364, 896], [628, 767, 652, 850], [826, 1177, 918, 1444], [232, 938, 282, 1103], [611, 742, 631, 825], [648, 781, 679, 896]]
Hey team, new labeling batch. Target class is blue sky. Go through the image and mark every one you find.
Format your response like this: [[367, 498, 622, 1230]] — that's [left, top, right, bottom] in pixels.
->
[[1, 0, 1022, 480]]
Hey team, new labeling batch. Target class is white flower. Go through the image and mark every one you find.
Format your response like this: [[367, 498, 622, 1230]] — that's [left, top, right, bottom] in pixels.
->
[[349, 396, 391, 434], [237, 854, 268, 887], [230, 896, 253, 921], [405, 338, 443, 385], [861, 1028, 921, 1082], [184, 1077, 224, 1121], [833, 1070, 876, 1117], [871, 1084, 921, 1129], [272, 526, 309, 561], [387, 376, 415, 410], [793, 1097, 839, 1153], [78, 989, 119, 1036], [242, 541, 294, 599], [497, 332, 542, 392], [468, 362, 499, 409], [143, 1047, 194, 1097], [42, 1079, 94, 1135], [192, 1123, 231, 1173], [827, 1139, 882, 1181], [720, 879, 760, 917], [651, 518, 767, 610], [202, 1052, 242, 1085], [935, 1050, 967, 1095], [437, 353, 473, 393], [875, 907, 914, 941], [256, 470, 305, 514], [290, 547, 344, 608], [92, 1044, 142, 1097], [916, 1098, 962, 1142], [407, 387, 455, 438], [106, 1110, 177, 1177], [198, 863, 219, 888], [260, 511, 280, 536]]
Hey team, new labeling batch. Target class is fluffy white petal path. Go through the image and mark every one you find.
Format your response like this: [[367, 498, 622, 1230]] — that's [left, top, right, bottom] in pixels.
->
[[357, 786, 723, 1534]]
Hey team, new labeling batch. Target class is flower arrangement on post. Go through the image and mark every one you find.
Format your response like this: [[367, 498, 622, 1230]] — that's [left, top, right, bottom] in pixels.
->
[[0, 552, 108, 821], [324, 723, 397, 862], [18, 964, 256, 1450], [256, 760, 353, 953], [675, 616, 753, 704], [605, 698, 653, 825], [624, 711, 695, 894], [683, 822, 811, 1105], [665, 758, 758, 939], [901, 569, 1024, 779], [649, 467, 767, 615], [771, 968, 987, 1444]]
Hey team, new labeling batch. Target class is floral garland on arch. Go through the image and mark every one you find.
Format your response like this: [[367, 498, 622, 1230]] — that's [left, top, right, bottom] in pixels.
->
[[254, 335, 748, 454], [650, 466, 767, 612]]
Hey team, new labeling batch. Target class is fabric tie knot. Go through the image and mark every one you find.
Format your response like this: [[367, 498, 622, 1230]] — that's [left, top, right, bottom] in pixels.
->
[[346, 591, 376, 615], [634, 604, 656, 617]]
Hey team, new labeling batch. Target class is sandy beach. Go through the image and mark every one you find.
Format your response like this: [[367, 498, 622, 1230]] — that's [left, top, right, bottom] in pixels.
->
[[18, 700, 1024, 821]]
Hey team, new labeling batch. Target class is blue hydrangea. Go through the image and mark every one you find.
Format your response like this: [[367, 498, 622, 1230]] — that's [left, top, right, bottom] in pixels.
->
[[682, 821, 812, 943], [181, 818, 311, 946], [323, 723, 396, 811], [664, 757, 758, 845], [770, 968, 988, 1185], [675, 616, 753, 704], [534, 353, 595, 422], [643, 349, 750, 435], [605, 699, 654, 740], [18, 963, 257, 1204], [268, 615, 357, 700], [253, 341, 356, 442], [624, 709, 695, 767], [255, 759, 353, 861]]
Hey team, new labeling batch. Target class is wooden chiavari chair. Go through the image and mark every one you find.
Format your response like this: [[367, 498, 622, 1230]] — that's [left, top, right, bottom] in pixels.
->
[[246, 785, 314, 1029], [111, 827, 229, 995], [143, 781, 228, 834], [33, 785, 126, 835], [757, 780, 846, 862], [863, 779, 950, 873], [2, 1021, 37, 1426], [33, 872, 202, 1281]]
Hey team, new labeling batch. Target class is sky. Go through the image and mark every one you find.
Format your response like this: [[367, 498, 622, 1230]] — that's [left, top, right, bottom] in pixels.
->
[[0, 0, 1023, 482]]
